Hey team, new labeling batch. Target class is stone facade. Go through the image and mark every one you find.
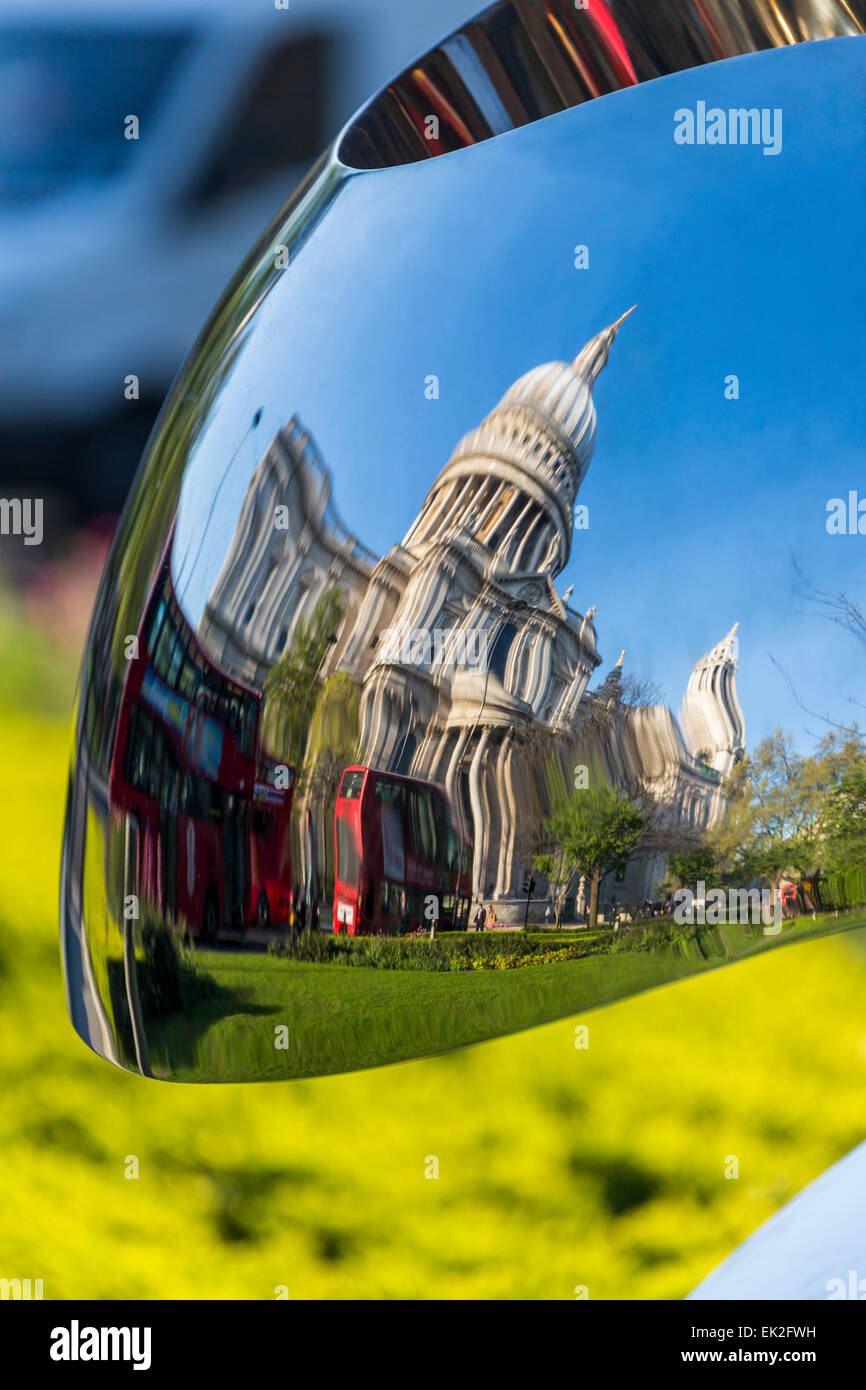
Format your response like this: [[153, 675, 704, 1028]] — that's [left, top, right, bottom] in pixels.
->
[[198, 312, 745, 913]]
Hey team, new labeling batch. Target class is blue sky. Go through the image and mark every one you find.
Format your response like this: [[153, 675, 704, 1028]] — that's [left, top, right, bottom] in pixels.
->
[[175, 35, 866, 751]]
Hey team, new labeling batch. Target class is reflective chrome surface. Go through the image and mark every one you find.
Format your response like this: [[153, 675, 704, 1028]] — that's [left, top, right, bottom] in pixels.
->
[[340, 0, 866, 168], [689, 1138, 866, 1299], [61, 0, 866, 1080]]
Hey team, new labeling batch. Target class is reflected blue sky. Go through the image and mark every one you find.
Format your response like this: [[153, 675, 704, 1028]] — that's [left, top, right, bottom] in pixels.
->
[[175, 35, 866, 750]]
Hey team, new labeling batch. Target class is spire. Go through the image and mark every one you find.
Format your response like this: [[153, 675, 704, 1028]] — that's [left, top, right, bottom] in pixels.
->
[[573, 305, 636, 385], [594, 648, 626, 707], [680, 624, 746, 776], [695, 622, 739, 671]]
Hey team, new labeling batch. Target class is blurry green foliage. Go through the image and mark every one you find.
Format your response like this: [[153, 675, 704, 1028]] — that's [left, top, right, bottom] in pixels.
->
[[0, 585, 78, 716], [2, 702, 866, 1297]]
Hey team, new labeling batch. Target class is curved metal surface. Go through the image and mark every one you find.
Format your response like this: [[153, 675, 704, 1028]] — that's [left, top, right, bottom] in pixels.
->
[[59, 0, 866, 1081], [338, 0, 866, 168], [689, 1138, 866, 1299]]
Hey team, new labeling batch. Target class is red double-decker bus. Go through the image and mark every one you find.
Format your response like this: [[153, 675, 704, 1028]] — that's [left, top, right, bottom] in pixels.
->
[[109, 549, 294, 940], [333, 765, 472, 935], [250, 755, 295, 930]]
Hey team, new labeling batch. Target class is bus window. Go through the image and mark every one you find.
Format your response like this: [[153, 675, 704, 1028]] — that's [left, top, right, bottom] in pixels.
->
[[422, 788, 438, 864], [240, 695, 258, 760], [372, 776, 391, 803], [152, 610, 176, 679], [336, 817, 360, 889], [148, 597, 168, 653], [178, 654, 198, 700], [339, 769, 365, 799], [409, 786, 437, 865], [226, 694, 240, 742], [375, 777, 406, 818], [447, 824, 465, 873], [165, 628, 185, 688]]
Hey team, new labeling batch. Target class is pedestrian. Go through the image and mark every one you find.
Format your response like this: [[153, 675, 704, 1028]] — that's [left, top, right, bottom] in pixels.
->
[[544, 903, 551, 926], [473, 902, 486, 931], [399, 890, 411, 935]]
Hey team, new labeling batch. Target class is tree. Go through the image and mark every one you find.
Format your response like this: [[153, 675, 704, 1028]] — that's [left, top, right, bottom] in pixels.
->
[[822, 759, 866, 875], [302, 671, 363, 893], [794, 560, 866, 653], [532, 846, 577, 932], [262, 588, 345, 769], [569, 663, 683, 870], [534, 762, 643, 928], [666, 842, 718, 892], [771, 560, 866, 733], [712, 728, 862, 889]]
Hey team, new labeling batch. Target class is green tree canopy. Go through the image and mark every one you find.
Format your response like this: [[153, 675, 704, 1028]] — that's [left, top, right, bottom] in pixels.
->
[[666, 842, 718, 891], [534, 761, 643, 928], [713, 728, 863, 887], [262, 588, 345, 768], [822, 758, 866, 875]]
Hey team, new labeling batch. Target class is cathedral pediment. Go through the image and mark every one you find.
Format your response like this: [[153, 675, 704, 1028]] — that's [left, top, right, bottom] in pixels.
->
[[489, 572, 571, 623]]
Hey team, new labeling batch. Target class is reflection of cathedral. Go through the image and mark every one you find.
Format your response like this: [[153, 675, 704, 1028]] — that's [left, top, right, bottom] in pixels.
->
[[199, 416, 375, 688], [198, 313, 745, 913]]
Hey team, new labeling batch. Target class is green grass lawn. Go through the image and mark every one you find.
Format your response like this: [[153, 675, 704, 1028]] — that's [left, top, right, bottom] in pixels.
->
[[3, 706, 866, 1299], [148, 950, 711, 1082], [150, 910, 866, 1082]]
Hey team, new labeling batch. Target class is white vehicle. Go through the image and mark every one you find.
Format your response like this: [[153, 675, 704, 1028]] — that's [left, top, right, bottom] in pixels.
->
[[0, 0, 474, 511]]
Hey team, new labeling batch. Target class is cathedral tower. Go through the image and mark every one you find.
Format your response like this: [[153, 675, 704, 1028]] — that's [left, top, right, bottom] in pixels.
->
[[402, 307, 635, 576], [680, 624, 745, 778]]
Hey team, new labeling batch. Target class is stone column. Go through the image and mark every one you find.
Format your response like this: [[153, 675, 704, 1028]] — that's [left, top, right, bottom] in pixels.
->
[[445, 727, 471, 807], [495, 730, 518, 898], [469, 727, 493, 897]]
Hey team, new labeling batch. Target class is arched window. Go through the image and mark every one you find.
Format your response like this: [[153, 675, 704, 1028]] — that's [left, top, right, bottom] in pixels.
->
[[394, 731, 417, 778], [489, 623, 518, 683]]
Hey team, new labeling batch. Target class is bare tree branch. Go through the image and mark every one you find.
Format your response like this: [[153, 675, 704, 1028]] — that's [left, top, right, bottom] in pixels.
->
[[792, 557, 866, 649]]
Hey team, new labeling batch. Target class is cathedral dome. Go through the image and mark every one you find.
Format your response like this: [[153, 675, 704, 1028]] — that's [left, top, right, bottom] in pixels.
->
[[499, 305, 634, 493], [404, 308, 634, 576]]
